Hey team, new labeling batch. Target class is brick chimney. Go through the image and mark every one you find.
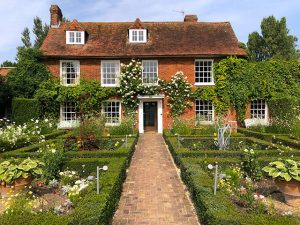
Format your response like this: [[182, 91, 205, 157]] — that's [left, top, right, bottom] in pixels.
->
[[50, 5, 62, 28], [184, 15, 198, 22]]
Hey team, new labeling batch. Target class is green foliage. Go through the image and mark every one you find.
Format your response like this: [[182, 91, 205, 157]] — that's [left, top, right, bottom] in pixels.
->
[[262, 159, 300, 181], [34, 79, 60, 117], [7, 48, 51, 98], [40, 143, 65, 183], [71, 116, 106, 138], [21, 27, 31, 48], [214, 57, 300, 123], [12, 98, 40, 124], [0, 158, 44, 184], [33, 16, 49, 48], [268, 97, 299, 133], [241, 149, 263, 181], [35, 79, 115, 118], [247, 16, 298, 61], [0, 60, 17, 67], [108, 116, 135, 135], [170, 118, 193, 135], [160, 71, 192, 117], [164, 133, 300, 225], [0, 76, 11, 106]]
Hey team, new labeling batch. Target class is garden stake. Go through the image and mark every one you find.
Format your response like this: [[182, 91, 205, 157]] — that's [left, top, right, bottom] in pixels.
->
[[177, 134, 180, 147], [125, 135, 128, 149]]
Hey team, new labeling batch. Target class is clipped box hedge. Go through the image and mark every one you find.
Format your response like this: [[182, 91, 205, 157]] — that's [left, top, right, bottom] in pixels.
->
[[0, 134, 138, 225], [12, 98, 40, 124], [163, 133, 300, 225]]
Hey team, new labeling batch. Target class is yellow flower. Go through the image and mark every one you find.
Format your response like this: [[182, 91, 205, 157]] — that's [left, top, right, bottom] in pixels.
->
[[214, 137, 218, 141], [214, 133, 217, 137], [107, 133, 110, 137], [28, 191, 33, 195]]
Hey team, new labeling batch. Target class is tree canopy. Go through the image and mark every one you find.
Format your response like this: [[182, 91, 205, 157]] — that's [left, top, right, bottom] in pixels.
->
[[247, 16, 298, 61], [7, 48, 51, 98]]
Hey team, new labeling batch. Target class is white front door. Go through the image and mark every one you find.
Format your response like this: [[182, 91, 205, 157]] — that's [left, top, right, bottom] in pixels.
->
[[138, 98, 163, 134]]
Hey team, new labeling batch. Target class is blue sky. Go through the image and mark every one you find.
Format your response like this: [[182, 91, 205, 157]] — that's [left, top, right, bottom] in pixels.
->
[[0, 0, 299, 63]]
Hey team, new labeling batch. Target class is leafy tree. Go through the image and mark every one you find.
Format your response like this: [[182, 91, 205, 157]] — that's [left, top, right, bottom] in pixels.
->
[[7, 48, 51, 98], [247, 16, 298, 61], [0, 61, 17, 67], [21, 27, 32, 48], [33, 17, 49, 48]]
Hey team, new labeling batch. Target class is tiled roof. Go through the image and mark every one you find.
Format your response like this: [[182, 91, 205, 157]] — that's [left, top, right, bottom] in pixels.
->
[[0, 67, 14, 76], [40, 20, 246, 58]]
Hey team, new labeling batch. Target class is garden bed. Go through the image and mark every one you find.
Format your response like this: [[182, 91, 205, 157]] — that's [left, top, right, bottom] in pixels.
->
[[164, 132, 300, 225], [0, 134, 138, 225]]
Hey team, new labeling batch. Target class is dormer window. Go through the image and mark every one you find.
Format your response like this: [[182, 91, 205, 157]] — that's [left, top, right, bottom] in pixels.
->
[[66, 31, 85, 44], [129, 29, 147, 43]]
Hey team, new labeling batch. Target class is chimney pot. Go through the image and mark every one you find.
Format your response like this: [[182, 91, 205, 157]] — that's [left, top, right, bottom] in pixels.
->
[[184, 15, 198, 22], [50, 5, 62, 28]]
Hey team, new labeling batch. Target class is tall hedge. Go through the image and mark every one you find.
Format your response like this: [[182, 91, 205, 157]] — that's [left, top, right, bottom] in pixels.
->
[[12, 98, 40, 124]]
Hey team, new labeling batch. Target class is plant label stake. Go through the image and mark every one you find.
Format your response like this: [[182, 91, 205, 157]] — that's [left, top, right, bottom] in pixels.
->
[[177, 134, 180, 147], [96, 165, 108, 194], [208, 162, 218, 195], [125, 135, 128, 149]]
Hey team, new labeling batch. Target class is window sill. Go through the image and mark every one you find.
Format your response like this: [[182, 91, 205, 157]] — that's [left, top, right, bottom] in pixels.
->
[[58, 120, 79, 129], [194, 82, 215, 86], [105, 122, 121, 127], [142, 83, 159, 86], [61, 83, 80, 87], [101, 84, 119, 87]]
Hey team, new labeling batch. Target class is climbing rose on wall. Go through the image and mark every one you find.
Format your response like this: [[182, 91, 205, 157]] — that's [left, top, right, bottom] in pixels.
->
[[160, 71, 192, 117]]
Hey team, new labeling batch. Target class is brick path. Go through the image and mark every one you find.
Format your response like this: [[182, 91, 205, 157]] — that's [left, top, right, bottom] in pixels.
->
[[112, 133, 200, 225]]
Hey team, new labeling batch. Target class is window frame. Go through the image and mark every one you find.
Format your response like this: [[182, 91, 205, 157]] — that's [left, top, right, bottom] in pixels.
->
[[194, 59, 214, 86], [60, 60, 80, 86], [129, 29, 147, 43], [101, 60, 120, 87], [102, 100, 122, 126], [59, 102, 79, 128], [250, 99, 268, 120], [142, 60, 158, 85], [195, 99, 215, 123], [66, 31, 85, 44]]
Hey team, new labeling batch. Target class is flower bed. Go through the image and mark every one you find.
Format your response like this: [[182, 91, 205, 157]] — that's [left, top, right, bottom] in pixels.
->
[[0, 134, 138, 224], [0, 119, 60, 152], [164, 132, 300, 224]]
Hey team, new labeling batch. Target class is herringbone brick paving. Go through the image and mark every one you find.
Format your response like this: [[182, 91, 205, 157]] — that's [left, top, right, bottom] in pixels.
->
[[112, 133, 200, 225]]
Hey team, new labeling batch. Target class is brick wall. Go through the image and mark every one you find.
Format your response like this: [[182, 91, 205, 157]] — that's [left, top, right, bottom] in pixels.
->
[[43, 57, 238, 129]]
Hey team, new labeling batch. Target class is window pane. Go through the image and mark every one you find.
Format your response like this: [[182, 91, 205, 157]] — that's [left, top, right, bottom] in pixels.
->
[[250, 100, 266, 119], [61, 61, 80, 85], [103, 101, 120, 124], [142, 61, 158, 84], [195, 60, 213, 83], [195, 100, 214, 122], [62, 102, 77, 121], [102, 61, 120, 85]]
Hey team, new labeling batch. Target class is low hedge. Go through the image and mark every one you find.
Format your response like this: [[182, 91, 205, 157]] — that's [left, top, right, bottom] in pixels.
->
[[0, 134, 138, 225], [238, 128, 288, 142], [273, 135, 300, 149], [12, 98, 40, 124], [164, 133, 300, 225]]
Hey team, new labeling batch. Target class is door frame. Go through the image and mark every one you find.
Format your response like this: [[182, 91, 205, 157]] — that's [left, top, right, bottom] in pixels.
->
[[138, 95, 164, 134]]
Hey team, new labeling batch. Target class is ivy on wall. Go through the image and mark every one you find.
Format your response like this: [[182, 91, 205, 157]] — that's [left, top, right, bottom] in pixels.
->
[[34, 57, 300, 126], [35, 80, 116, 117]]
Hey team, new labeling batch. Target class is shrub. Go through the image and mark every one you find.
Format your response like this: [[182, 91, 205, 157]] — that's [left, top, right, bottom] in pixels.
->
[[12, 98, 40, 124], [268, 96, 299, 133], [170, 118, 194, 135], [40, 142, 65, 183], [108, 117, 135, 135]]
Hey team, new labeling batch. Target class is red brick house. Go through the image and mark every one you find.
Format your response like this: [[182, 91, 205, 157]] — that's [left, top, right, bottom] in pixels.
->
[[40, 5, 267, 133]]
